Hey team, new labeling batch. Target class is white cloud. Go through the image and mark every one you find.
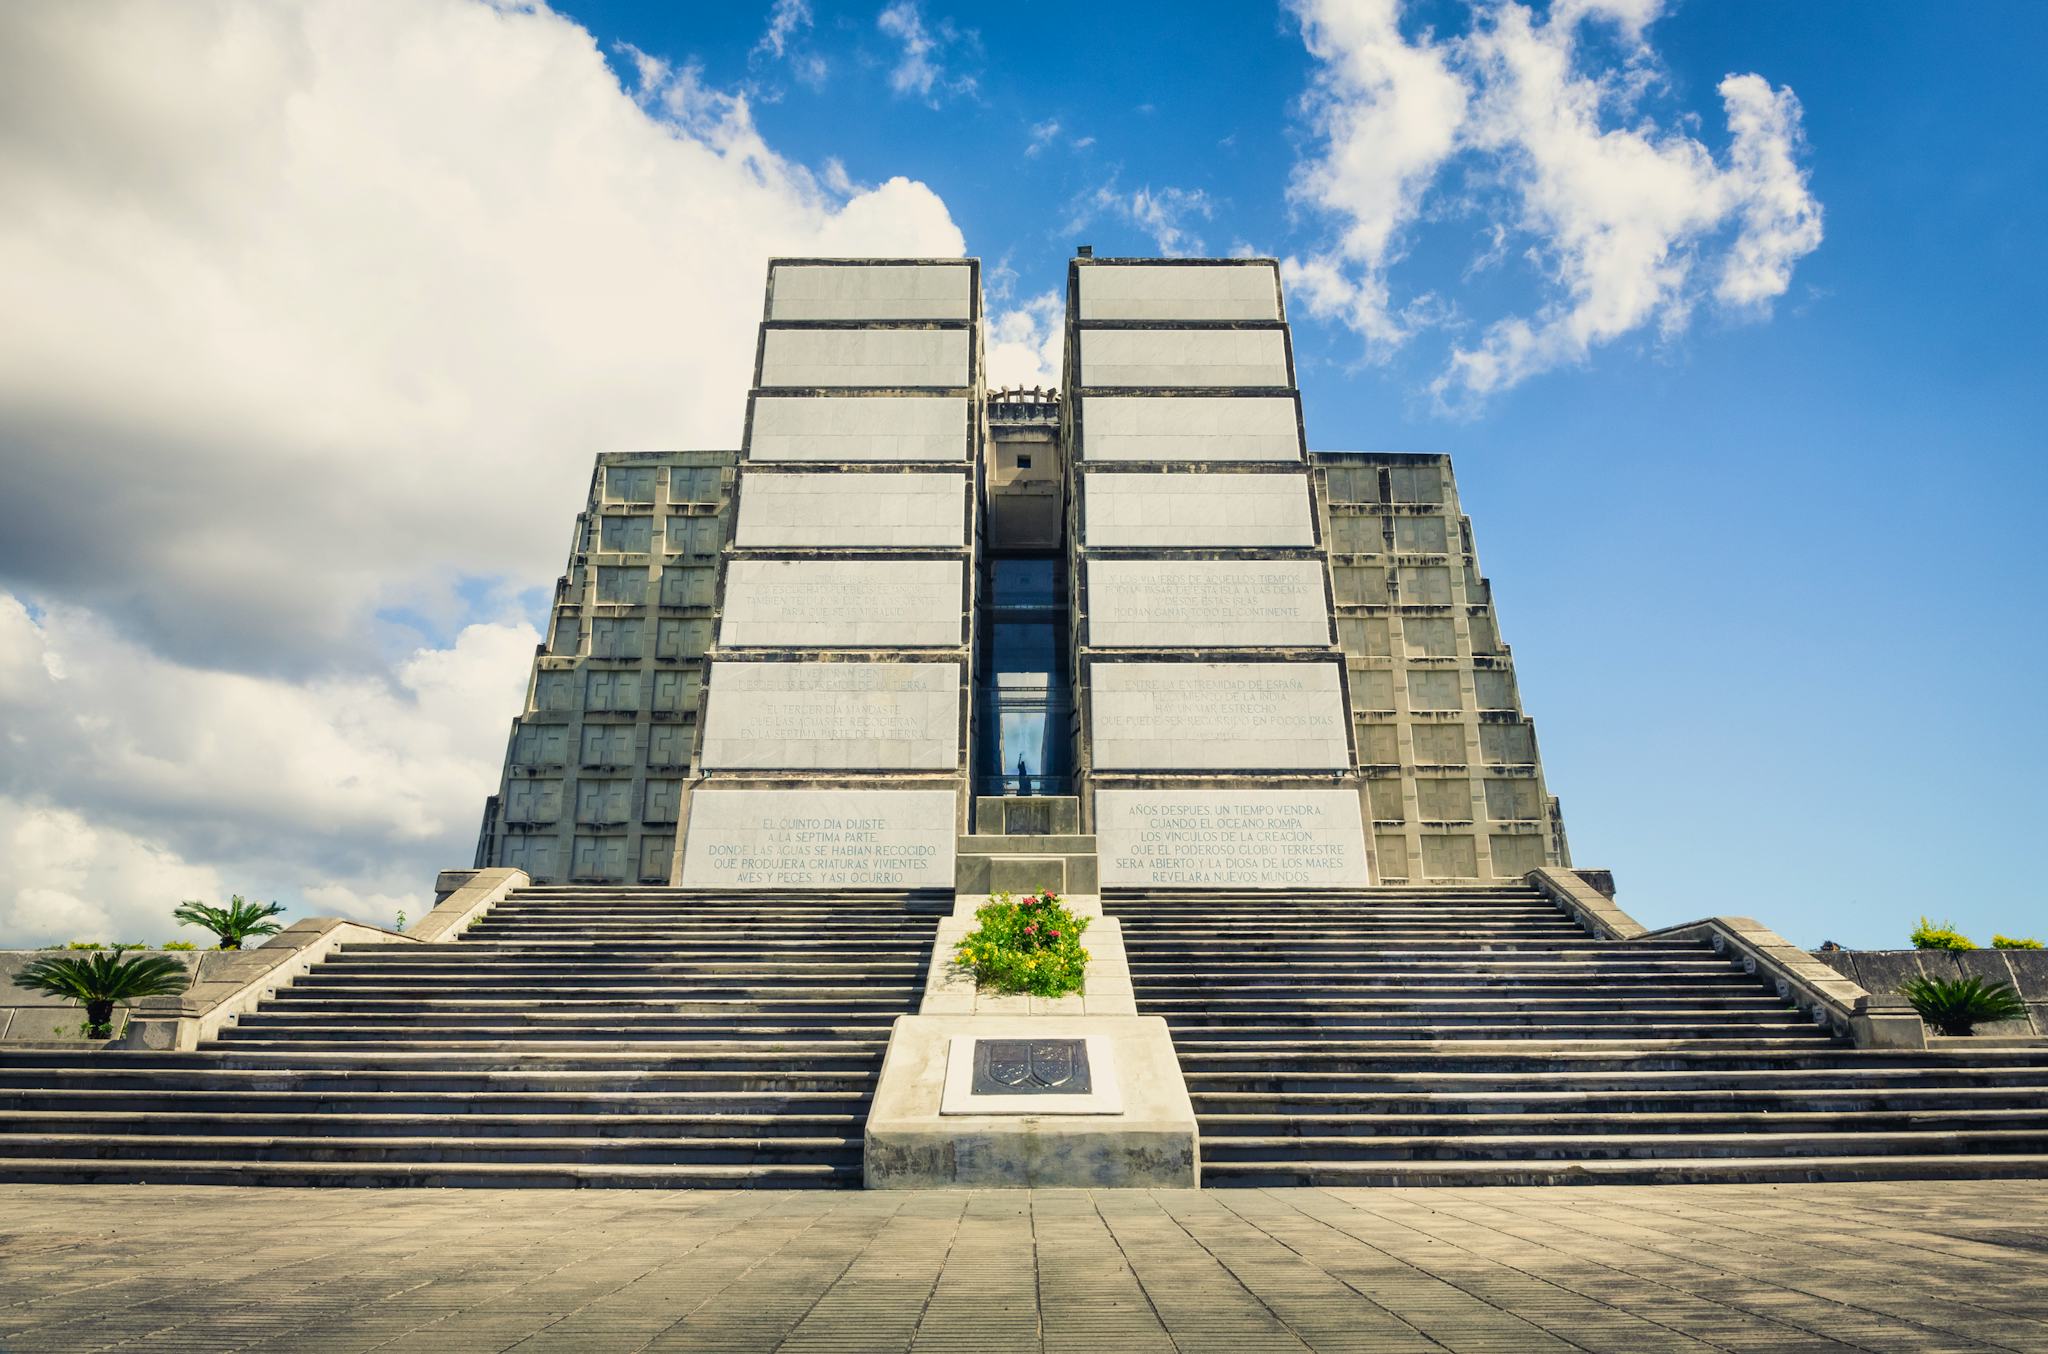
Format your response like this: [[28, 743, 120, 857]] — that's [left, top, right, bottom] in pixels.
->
[[1285, 0, 1467, 347], [1284, 0, 1822, 405], [0, 801, 223, 948], [0, 593, 536, 944], [0, 0, 964, 677], [1065, 180, 1215, 257], [877, 1, 977, 105], [1027, 118, 1062, 156], [756, 0, 811, 60], [985, 292, 1064, 389], [752, 0, 827, 89], [0, 0, 968, 945]]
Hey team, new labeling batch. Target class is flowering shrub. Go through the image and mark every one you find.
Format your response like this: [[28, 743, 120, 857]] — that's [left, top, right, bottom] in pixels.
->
[[954, 890, 1090, 998], [1910, 917, 1974, 951]]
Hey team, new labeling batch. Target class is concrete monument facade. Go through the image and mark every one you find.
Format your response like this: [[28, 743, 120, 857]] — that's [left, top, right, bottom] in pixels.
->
[[478, 254, 1566, 885]]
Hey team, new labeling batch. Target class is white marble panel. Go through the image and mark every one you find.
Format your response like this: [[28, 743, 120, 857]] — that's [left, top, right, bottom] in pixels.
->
[[1077, 262, 1280, 321], [701, 662, 961, 770], [737, 472, 967, 548], [1096, 789, 1370, 888], [720, 559, 963, 647], [1079, 395, 1301, 463], [749, 395, 969, 462], [1078, 329, 1290, 388], [760, 328, 969, 388], [768, 262, 973, 321], [1089, 662, 1350, 770], [680, 788, 957, 889], [1082, 471, 1314, 547], [1086, 560, 1331, 648]]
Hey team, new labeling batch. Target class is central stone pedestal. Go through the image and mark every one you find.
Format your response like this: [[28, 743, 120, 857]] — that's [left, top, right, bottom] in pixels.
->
[[863, 1013, 1195, 1188]]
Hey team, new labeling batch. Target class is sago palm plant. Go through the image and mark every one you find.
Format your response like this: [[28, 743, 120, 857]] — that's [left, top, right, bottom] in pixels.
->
[[173, 895, 287, 950], [1899, 975, 2029, 1036], [11, 951, 192, 1039]]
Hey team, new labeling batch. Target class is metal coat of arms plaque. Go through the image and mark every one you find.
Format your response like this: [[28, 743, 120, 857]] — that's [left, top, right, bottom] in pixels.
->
[[970, 1038, 1092, 1096]]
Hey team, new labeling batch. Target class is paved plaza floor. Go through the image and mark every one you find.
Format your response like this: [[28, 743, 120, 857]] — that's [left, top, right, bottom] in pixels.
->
[[1, 1181, 2044, 1352]]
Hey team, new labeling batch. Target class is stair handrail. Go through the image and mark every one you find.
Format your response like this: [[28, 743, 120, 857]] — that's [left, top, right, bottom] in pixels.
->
[[1527, 867, 1926, 1051], [114, 867, 528, 1052]]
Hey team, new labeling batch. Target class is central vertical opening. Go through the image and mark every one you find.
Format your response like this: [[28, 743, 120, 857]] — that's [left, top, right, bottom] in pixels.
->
[[981, 555, 1072, 795], [977, 386, 1072, 798]]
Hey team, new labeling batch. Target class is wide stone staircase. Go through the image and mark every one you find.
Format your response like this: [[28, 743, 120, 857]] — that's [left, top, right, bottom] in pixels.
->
[[1111, 885, 2048, 1185], [0, 889, 937, 1186]]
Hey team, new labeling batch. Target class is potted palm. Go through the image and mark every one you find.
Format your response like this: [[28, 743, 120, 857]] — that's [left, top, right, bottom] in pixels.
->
[[11, 950, 193, 1039], [172, 895, 287, 950]]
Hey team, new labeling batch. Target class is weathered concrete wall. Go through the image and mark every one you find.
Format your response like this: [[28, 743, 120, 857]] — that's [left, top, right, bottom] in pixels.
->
[[1815, 949, 2048, 1038], [478, 450, 735, 884], [676, 259, 983, 886], [0, 951, 202, 1042], [1313, 453, 1568, 881], [1066, 256, 1371, 889]]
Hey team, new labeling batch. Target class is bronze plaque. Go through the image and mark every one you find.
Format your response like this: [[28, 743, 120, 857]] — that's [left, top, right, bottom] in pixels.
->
[[971, 1039, 1092, 1096]]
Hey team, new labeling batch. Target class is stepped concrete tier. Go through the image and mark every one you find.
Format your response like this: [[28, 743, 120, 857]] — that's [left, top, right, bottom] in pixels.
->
[[0, 888, 937, 1187], [1109, 884, 2048, 1186]]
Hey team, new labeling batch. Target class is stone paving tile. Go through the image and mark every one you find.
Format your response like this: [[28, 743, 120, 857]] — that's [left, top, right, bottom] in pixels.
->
[[3, 1182, 2048, 1353]]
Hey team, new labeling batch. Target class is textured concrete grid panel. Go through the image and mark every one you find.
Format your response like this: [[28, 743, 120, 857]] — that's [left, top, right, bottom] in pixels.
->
[[1077, 261, 1282, 321], [1097, 788, 1369, 888], [1082, 470, 1315, 547], [679, 787, 956, 888], [1078, 329, 1290, 388], [1090, 661, 1351, 770], [1087, 559, 1332, 648], [748, 394, 970, 462], [735, 472, 967, 548], [766, 262, 973, 321], [700, 661, 962, 770], [719, 558, 964, 648], [1080, 394, 1303, 462], [759, 328, 969, 388]]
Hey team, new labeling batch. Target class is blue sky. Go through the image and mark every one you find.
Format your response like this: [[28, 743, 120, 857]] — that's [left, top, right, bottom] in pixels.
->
[[567, 0, 2048, 945], [0, 0, 2041, 949]]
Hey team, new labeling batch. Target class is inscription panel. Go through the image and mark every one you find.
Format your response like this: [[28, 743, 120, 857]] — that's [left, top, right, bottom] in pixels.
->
[[759, 328, 970, 388], [1078, 329, 1290, 388], [720, 559, 964, 648], [736, 472, 967, 548], [701, 662, 962, 770], [1090, 662, 1350, 770], [1080, 395, 1302, 463], [748, 395, 970, 463], [1096, 790, 1370, 889], [1077, 262, 1281, 322], [680, 789, 956, 889], [767, 262, 973, 321], [1086, 560, 1331, 648], [1083, 471, 1314, 547]]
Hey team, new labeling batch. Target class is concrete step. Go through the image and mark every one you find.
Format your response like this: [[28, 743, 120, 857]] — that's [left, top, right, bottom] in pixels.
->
[[1196, 1154, 2048, 1187], [1196, 1128, 2048, 1163], [0, 1157, 858, 1188], [230, 1015, 898, 1034], [1197, 1108, 2048, 1137], [0, 1132, 864, 1167], [1191, 1086, 2048, 1114], [0, 1110, 866, 1139], [0, 1046, 883, 1072], [1184, 1065, 2048, 1092], [1167, 1021, 1822, 1042], [0, 1088, 873, 1115], [206, 1037, 892, 1054], [0, 1067, 880, 1094]]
